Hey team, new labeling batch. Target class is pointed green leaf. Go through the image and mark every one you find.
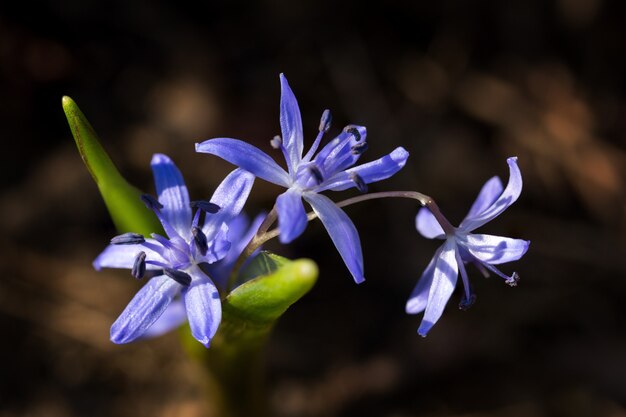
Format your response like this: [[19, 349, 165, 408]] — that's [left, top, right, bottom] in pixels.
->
[[62, 96, 161, 235]]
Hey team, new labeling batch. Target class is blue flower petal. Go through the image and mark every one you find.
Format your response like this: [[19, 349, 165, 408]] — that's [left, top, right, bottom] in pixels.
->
[[415, 208, 445, 240], [151, 154, 192, 240], [195, 138, 291, 187], [406, 244, 444, 314], [461, 176, 503, 224], [464, 234, 530, 265], [304, 193, 365, 283], [203, 168, 255, 242], [227, 213, 266, 261], [418, 240, 458, 337], [279, 74, 304, 174], [203, 213, 265, 289], [319, 147, 409, 192], [276, 189, 308, 243], [142, 300, 187, 338], [459, 157, 522, 232], [93, 241, 165, 271], [182, 266, 222, 347], [110, 275, 180, 344], [202, 223, 232, 264]]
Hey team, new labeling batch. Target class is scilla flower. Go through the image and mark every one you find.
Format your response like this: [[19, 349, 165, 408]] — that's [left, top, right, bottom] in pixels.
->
[[407, 157, 530, 336], [196, 74, 409, 283], [141, 212, 266, 339], [93, 154, 254, 346]]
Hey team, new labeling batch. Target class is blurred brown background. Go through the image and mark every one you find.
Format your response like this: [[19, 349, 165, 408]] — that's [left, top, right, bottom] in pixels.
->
[[1, 1, 626, 416]]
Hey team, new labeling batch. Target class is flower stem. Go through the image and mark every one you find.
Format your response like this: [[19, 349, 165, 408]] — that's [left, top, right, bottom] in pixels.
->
[[229, 190, 454, 287]]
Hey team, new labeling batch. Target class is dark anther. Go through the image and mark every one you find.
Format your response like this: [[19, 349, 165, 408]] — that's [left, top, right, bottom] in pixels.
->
[[344, 126, 361, 142], [164, 268, 192, 286], [308, 165, 324, 184], [350, 142, 368, 155], [506, 272, 520, 287], [270, 135, 282, 149], [192, 226, 209, 256], [458, 293, 477, 310], [191, 200, 220, 214], [319, 109, 332, 133], [131, 251, 147, 279], [141, 194, 163, 210], [111, 232, 145, 245], [350, 173, 368, 193]]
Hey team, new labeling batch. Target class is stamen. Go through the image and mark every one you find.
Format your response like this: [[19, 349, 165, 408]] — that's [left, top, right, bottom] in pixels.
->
[[474, 261, 491, 278], [150, 233, 174, 249], [480, 262, 519, 286], [350, 142, 368, 155], [458, 292, 477, 310], [131, 251, 146, 279], [141, 194, 163, 211], [319, 109, 332, 133], [164, 268, 192, 286], [350, 173, 368, 193], [111, 233, 145, 245], [308, 165, 324, 184], [145, 259, 168, 268], [344, 125, 361, 142], [191, 200, 220, 214], [270, 135, 282, 149], [506, 272, 520, 287], [192, 226, 209, 256]]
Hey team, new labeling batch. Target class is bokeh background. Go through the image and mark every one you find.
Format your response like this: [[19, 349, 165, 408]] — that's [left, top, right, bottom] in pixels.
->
[[1, 1, 626, 416]]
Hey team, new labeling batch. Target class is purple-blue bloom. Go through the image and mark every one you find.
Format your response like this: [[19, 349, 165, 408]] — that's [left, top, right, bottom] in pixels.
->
[[407, 157, 530, 336], [93, 154, 254, 347], [141, 212, 266, 339], [196, 74, 409, 283]]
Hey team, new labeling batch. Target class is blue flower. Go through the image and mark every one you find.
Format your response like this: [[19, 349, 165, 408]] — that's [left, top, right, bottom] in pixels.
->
[[93, 154, 254, 347], [196, 74, 409, 283], [407, 157, 530, 336], [140, 212, 266, 339]]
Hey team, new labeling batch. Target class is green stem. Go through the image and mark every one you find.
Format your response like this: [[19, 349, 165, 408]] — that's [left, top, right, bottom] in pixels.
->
[[184, 256, 318, 417], [184, 318, 272, 417]]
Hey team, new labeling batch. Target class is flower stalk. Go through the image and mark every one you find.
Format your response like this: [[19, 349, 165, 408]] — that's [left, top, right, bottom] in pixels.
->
[[228, 190, 435, 289]]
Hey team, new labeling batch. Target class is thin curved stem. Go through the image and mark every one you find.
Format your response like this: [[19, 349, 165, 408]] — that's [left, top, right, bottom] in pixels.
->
[[257, 190, 453, 244], [228, 190, 453, 288]]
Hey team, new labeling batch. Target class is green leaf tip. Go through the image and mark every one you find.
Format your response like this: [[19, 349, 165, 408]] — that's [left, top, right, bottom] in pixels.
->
[[62, 96, 162, 236], [224, 252, 318, 325]]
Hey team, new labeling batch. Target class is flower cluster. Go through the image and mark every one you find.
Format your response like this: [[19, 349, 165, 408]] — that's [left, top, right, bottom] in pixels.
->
[[93, 75, 529, 347], [94, 154, 254, 346]]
